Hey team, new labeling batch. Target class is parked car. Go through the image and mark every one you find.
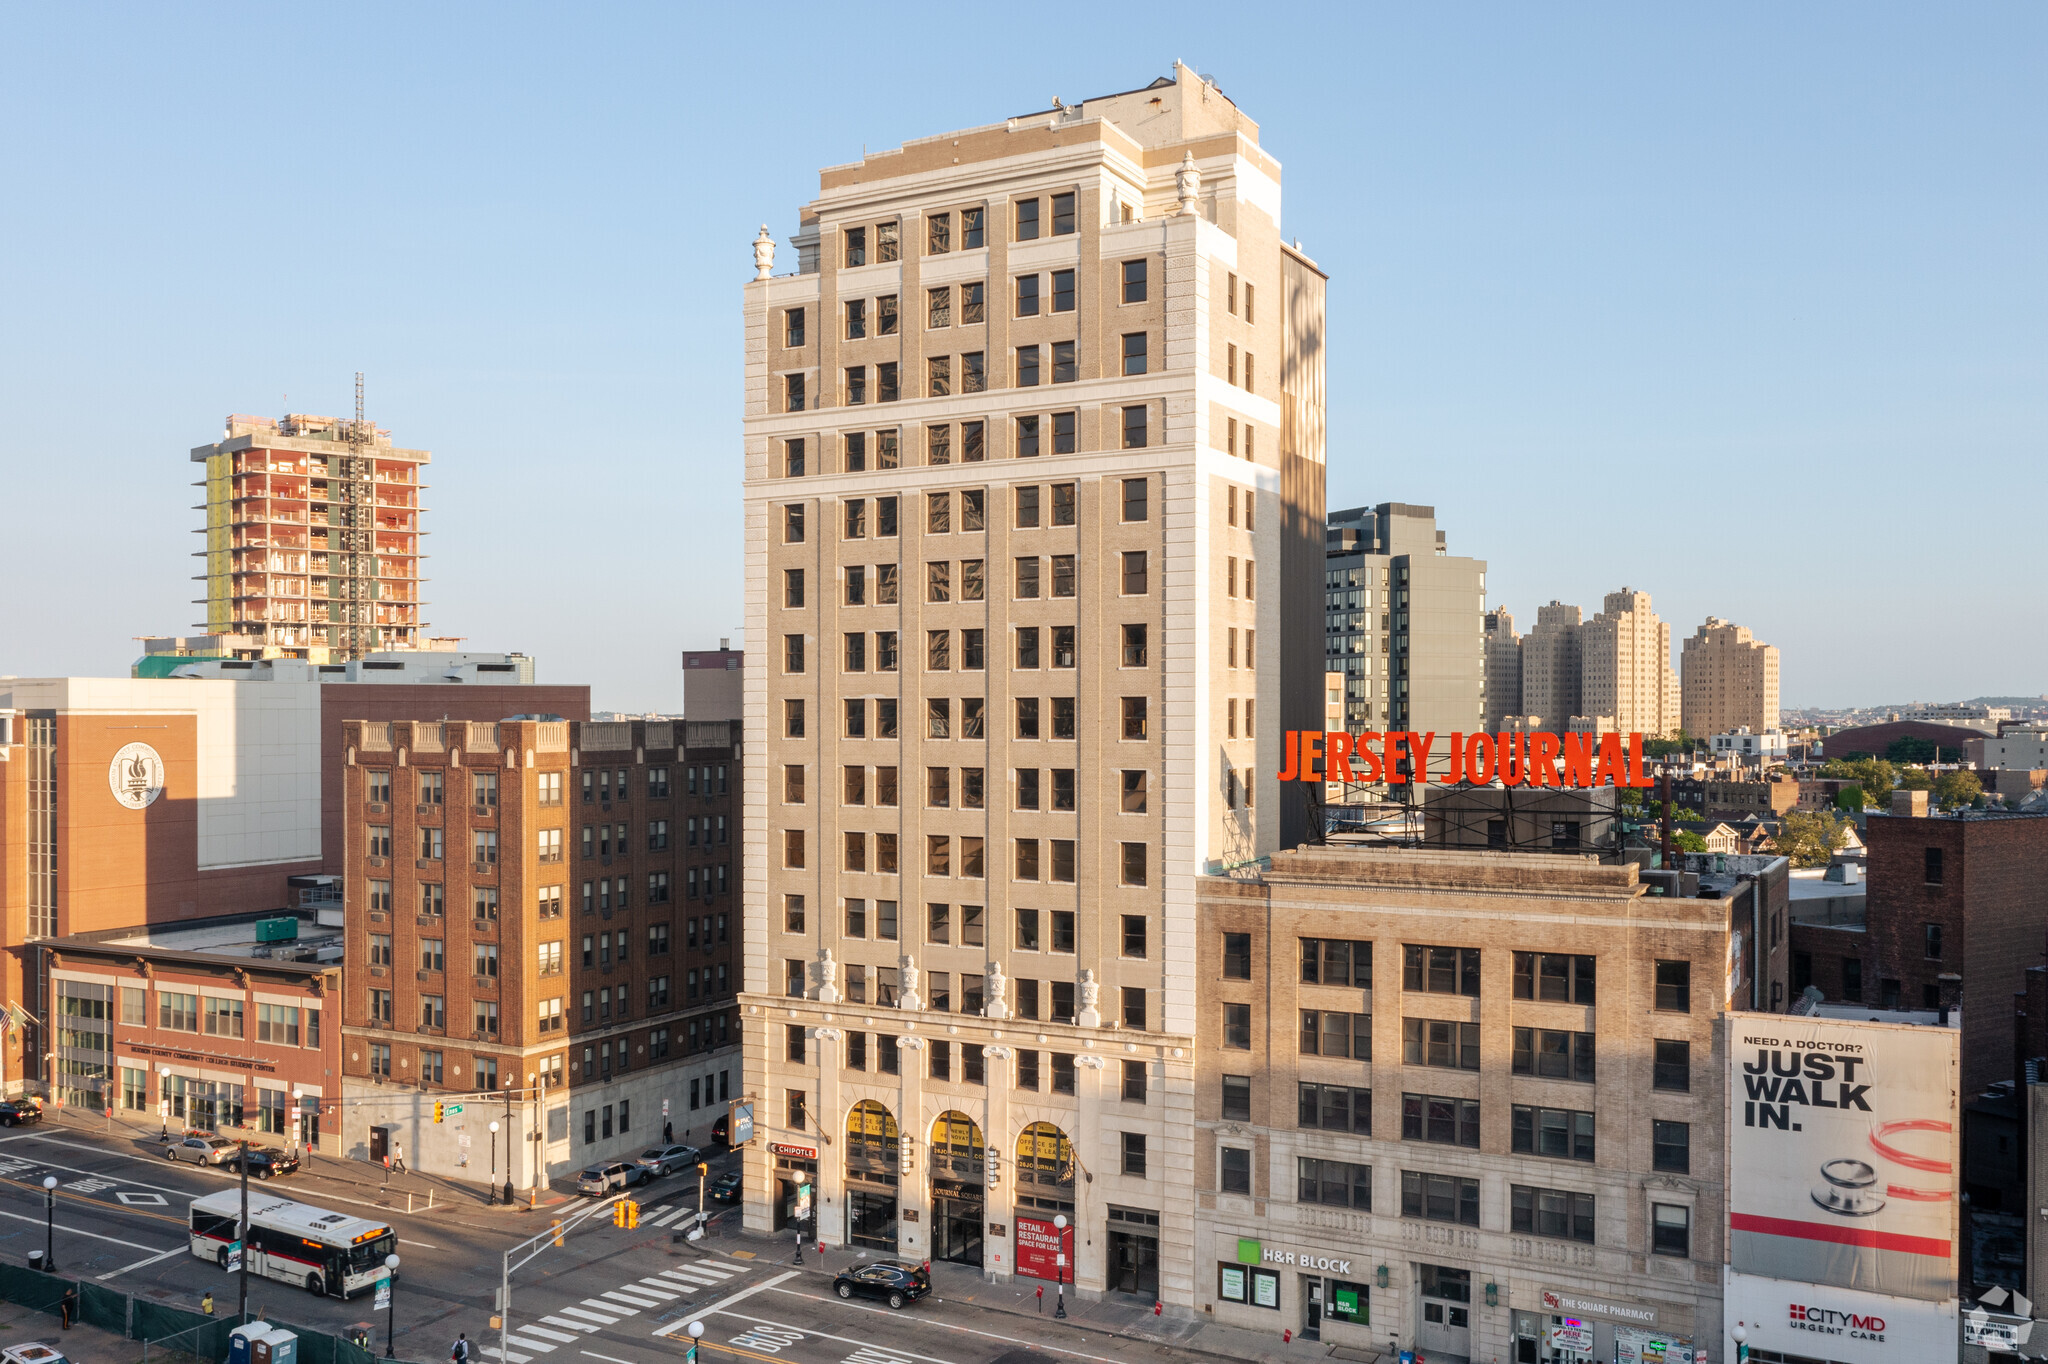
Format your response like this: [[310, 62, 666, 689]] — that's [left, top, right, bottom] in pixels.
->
[[634, 1144, 702, 1178], [0, 1101, 42, 1128], [1, 1343, 71, 1364], [229, 1148, 300, 1180], [163, 1134, 237, 1166], [708, 1170, 742, 1204], [577, 1160, 647, 1195], [710, 1114, 728, 1148], [832, 1261, 931, 1310]]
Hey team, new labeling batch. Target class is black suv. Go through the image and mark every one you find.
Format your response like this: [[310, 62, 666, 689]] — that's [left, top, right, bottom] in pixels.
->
[[0, 1101, 42, 1128], [833, 1260, 932, 1310]]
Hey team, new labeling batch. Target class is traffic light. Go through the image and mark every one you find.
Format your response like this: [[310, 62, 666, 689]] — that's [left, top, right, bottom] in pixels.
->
[[626, 1200, 640, 1229], [432, 1102, 444, 1124], [551, 1218, 564, 1247], [612, 1201, 627, 1228]]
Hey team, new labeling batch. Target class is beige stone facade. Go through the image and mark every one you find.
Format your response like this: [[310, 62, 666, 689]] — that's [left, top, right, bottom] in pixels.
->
[[738, 66, 1326, 1306], [1680, 617, 1780, 740], [1195, 847, 1742, 1358], [1582, 588, 1680, 739], [1519, 601, 1584, 730]]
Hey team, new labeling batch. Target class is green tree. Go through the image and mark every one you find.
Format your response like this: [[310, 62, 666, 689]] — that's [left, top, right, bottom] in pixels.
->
[[1778, 809, 1852, 868], [1839, 758, 1897, 808], [1897, 766, 1934, 791], [1833, 785, 1865, 813], [1644, 728, 1694, 759], [1672, 829, 1710, 854], [1887, 737, 1938, 765], [1934, 770, 1983, 808]]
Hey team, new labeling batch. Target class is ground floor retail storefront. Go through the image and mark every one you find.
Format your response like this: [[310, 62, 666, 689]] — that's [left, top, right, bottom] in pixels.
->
[[1199, 1226, 1712, 1361]]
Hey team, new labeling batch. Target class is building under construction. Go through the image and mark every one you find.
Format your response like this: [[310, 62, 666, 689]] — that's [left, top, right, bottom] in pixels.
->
[[189, 379, 440, 661]]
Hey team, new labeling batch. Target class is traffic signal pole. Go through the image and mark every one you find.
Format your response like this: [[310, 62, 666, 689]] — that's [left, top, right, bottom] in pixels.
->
[[497, 1191, 628, 1362]]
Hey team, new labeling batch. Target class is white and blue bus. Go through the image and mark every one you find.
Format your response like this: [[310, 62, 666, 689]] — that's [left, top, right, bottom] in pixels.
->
[[188, 1189, 396, 1299]]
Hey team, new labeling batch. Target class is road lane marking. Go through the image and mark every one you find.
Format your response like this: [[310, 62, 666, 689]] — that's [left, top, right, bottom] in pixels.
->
[[98, 1245, 188, 1280], [520, 1325, 579, 1344], [505, 1337, 557, 1354], [661, 1265, 727, 1285], [624, 1280, 680, 1299], [115, 1191, 169, 1206], [740, 1300, 1125, 1364], [579, 1353, 637, 1364], [651, 1271, 797, 1338], [541, 1315, 600, 1333], [0, 1205, 178, 1251], [604, 1289, 666, 1307], [400, 1238, 439, 1248], [556, 1306, 619, 1324], [482, 1350, 531, 1363], [584, 1299, 636, 1317]]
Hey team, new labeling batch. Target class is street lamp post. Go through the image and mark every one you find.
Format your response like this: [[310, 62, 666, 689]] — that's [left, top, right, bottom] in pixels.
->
[[1732, 1323, 1749, 1363], [685, 1320, 705, 1364], [41, 1175, 57, 1273], [1053, 1213, 1068, 1319], [383, 1252, 401, 1358], [158, 1066, 171, 1139], [502, 1081, 515, 1205], [490, 1120, 501, 1200]]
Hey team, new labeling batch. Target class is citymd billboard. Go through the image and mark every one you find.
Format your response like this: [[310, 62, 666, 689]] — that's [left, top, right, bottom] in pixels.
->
[[1726, 1013, 1958, 1304], [1725, 1270, 1959, 1364]]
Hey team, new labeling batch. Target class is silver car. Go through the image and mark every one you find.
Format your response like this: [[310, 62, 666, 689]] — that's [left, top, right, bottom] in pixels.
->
[[164, 1134, 237, 1166], [634, 1144, 702, 1178], [577, 1160, 645, 1195]]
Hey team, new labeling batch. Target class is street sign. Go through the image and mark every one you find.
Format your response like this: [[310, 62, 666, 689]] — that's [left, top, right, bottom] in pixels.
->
[[374, 1277, 391, 1311], [663, 1098, 670, 1118], [730, 1100, 755, 1145], [446, 1103, 464, 1116], [226, 1241, 243, 1273]]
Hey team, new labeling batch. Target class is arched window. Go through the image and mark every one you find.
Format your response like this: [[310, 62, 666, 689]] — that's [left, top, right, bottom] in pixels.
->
[[1016, 1121, 1073, 1189], [846, 1099, 899, 1165], [930, 1111, 985, 1175]]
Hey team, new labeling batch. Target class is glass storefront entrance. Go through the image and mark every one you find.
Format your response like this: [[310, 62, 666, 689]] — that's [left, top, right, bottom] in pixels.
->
[[1417, 1263, 1472, 1359], [1106, 1207, 1160, 1298], [928, 1112, 985, 1267], [845, 1101, 899, 1251]]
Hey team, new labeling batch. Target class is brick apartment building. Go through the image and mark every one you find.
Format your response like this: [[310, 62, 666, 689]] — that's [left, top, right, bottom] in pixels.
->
[[338, 717, 741, 1185], [0, 662, 583, 1100], [40, 910, 340, 1148], [1194, 846, 1762, 1360], [1668, 774, 1799, 821], [1790, 808, 2048, 1097]]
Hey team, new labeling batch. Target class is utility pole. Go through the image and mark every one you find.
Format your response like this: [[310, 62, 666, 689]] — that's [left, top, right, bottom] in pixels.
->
[[238, 1136, 251, 1320]]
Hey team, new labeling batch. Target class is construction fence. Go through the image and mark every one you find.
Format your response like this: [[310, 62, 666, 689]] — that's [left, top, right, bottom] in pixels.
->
[[0, 1262, 408, 1364]]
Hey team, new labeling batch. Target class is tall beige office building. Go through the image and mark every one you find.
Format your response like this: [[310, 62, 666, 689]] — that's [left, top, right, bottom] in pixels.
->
[[1481, 606, 1521, 731], [1518, 600, 1583, 726], [1582, 587, 1679, 738], [1680, 617, 1779, 738], [738, 66, 1326, 1306]]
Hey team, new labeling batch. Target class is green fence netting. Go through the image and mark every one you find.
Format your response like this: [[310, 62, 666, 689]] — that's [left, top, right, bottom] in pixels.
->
[[81, 1279, 130, 1333], [0, 1263, 72, 1312], [135, 1299, 238, 1359]]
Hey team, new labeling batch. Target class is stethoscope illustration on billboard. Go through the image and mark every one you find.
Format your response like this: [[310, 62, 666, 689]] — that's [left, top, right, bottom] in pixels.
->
[[1808, 1118, 1952, 1217]]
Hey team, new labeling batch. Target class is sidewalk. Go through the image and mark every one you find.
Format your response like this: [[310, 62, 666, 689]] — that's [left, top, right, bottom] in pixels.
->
[[43, 1107, 577, 1216], [709, 1226, 1395, 1364], [0, 1298, 137, 1363]]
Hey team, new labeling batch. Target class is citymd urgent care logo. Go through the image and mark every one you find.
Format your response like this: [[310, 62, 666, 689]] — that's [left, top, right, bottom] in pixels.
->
[[1278, 729, 1657, 787], [1791, 1302, 1887, 1341]]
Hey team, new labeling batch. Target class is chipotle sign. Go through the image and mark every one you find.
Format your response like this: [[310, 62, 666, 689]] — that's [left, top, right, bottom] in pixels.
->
[[1015, 1216, 1073, 1282]]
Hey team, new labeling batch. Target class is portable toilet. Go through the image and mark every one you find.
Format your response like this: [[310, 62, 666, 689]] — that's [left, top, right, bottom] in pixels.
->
[[226, 1321, 271, 1364], [251, 1325, 299, 1364]]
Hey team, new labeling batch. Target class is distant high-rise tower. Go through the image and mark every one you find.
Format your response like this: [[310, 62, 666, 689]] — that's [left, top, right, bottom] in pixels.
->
[[1323, 504, 1484, 754], [191, 400, 430, 662], [1582, 587, 1679, 738], [1482, 607, 1522, 731], [1520, 600, 1583, 727], [1681, 616, 1780, 738]]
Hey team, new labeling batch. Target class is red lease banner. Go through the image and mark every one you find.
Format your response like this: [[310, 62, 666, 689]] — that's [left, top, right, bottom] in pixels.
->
[[1014, 1217, 1073, 1282], [1280, 729, 1657, 787]]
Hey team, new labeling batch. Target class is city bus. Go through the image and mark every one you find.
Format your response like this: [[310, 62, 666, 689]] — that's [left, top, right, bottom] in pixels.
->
[[187, 1189, 396, 1299]]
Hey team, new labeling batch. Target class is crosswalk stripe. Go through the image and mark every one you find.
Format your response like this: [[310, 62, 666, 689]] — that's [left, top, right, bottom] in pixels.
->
[[630, 1278, 683, 1298], [539, 1315, 600, 1333], [518, 1325, 579, 1344], [603, 1288, 667, 1307], [646, 1207, 687, 1227], [558, 1305, 621, 1324], [659, 1267, 724, 1286], [583, 1298, 637, 1316], [481, 1348, 531, 1363], [666, 1260, 734, 1280], [503, 1338, 556, 1354]]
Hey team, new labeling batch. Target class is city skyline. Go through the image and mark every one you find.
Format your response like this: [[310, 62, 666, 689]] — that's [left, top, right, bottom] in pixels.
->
[[2, 7, 2041, 711]]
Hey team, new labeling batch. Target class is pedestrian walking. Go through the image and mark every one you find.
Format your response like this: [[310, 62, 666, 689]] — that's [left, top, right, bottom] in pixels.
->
[[201, 1291, 215, 1316], [392, 1139, 408, 1173], [60, 1286, 77, 1329], [450, 1332, 472, 1361], [664, 1120, 674, 1145]]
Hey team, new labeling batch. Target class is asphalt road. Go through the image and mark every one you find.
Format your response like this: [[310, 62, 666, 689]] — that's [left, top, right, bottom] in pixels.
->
[[0, 1122, 1216, 1364]]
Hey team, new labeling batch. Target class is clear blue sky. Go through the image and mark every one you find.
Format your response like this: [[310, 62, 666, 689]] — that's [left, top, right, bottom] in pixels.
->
[[3, 5, 2041, 712]]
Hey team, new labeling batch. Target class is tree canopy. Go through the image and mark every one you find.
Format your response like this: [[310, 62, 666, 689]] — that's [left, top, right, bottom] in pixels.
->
[[1778, 809, 1852, 868]]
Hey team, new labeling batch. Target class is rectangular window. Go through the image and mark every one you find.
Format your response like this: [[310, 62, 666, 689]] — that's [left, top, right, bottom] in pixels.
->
[[877, 221, 898, 261], [1298, 1084, 1373, 1134], [1510, 1105, 1596, 1162], [1653, 1204, 1692, 1257], [1121, 404, 1148, 450], [877, 359, 898, 400], [844, 228, 866, 268], [1655, 960, 1692, 1012], [785, 306, 807, 346], [1402, 944, 1481, 996], [962, 351, 985, 394], [1654, 1038, 1692, 1091], [1401, 1019, 1477, 1070], [1298, 1157, 1372, 1210], [1222, 1074, 1252, 1121], [1052, 554, 1075, 597], [1121, 625, 1147, 667], [1121, 1131, 1147, 1176], [1401, 1093, 1481, 1147], [785, 373, 806, 412], [1016, 273, 1040, 319], [1925, 846, 1944, 885], [1511, 1028, 1597, 1083], [845, 299, 866, 340], [1121, 332, 1147, 376], [1512, 952, 1597, 1003], [785, 438, 807, 477], [1121, 696, 1147, 741], [1016, 198, 1040, 240], [1401, 1170, 1480, 1226], [1051, 192, 1074, 235], [1050, 340, 1076, 384], [1223, 933, 1252, 979], [1303, 1011, 1373, 1061], [1511, 1185, 1596, 1243], [1300, 939, 1373, 987], [928, 355, 950, 397], [961, 208, 984, 250], [928, 212, 951, 255], [1653, 1120, 1691, 1173], [1121, 258, 1147, 303], [928, 285, 952, 329], [1052, 410, 1076, 453]]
